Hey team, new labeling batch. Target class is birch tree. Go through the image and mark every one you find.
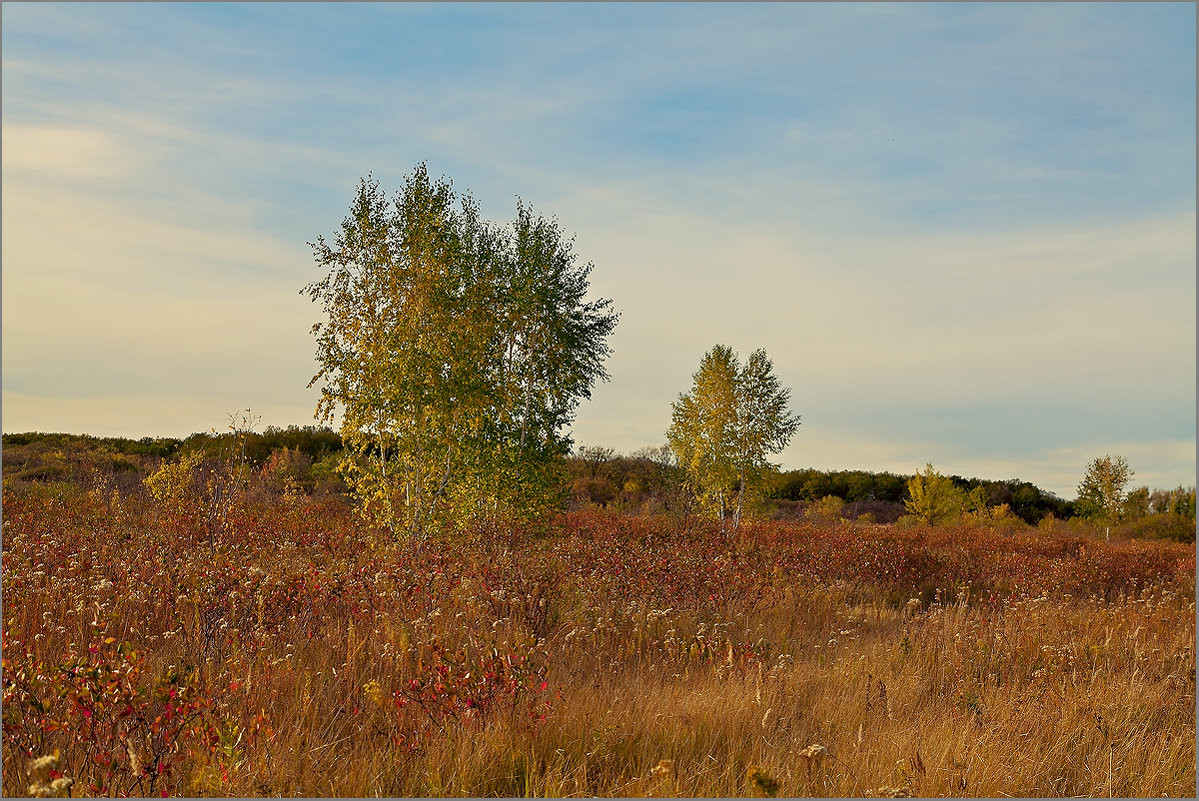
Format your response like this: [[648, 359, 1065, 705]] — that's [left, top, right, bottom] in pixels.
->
[[667, 345, 800, 537], [1076, 454, 1133, 540], [305, 165, 617, 540]]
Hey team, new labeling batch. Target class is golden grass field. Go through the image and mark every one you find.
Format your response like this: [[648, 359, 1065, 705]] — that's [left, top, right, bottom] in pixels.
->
[[3, 482, 1195, 797]]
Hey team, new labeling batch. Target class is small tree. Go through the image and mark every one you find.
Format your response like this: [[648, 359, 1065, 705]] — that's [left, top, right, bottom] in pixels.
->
[[577, 445, 616, 478], [1076, 454, 1133, 540], [904, 463, 966, 526], [808, 495, 846, 522], [1122, 486, 1151, 520], [143, 407, 259, 555], [667, 345, 800, 537]]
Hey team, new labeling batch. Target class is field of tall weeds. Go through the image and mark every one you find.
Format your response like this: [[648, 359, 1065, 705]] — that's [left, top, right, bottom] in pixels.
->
[[3, 480, 1195, 797]]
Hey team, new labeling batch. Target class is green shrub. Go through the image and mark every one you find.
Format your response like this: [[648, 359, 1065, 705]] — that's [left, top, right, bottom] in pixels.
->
[[1114, 513, 1196, 544], [16, 463, 70, 483]]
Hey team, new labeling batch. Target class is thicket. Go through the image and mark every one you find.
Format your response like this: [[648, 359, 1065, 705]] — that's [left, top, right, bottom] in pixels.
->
[[1, 432, 182, 458], [562, 446, 687, 514], [178, 425, 343, 469], [1, 427, 348, 500], [2, 427, 341, 468]]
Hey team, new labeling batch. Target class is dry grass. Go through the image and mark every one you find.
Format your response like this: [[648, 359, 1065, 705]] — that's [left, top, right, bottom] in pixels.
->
[[2, 482, 1194, 797], [492, 586, 1195, 798]]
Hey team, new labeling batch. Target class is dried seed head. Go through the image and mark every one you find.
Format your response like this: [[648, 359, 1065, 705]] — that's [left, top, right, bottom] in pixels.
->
[[798, 744, 828, 762], [128, 743, 144, 777], [650, 759, 673, 779], [28, 752, 59, 779], [49, 778, 74, 796]]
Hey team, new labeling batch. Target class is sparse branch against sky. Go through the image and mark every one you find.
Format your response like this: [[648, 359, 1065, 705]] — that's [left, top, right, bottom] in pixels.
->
[[2, 2, 1194, 497]]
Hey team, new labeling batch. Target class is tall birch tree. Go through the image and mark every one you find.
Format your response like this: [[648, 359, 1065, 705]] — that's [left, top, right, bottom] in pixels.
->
[[305, 165, 617, 540]]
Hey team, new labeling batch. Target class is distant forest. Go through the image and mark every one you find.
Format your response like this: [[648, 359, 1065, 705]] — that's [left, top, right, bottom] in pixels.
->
[[766, 467, 1073, 525]]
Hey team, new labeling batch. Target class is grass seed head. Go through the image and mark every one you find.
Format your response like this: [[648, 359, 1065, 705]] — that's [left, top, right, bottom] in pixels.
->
[[27, 752, 70, 798]]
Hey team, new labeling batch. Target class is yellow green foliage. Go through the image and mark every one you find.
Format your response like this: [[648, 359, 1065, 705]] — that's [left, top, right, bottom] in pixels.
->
[[667, 344, 800, 535], [305, 167, 617, 541], [809, 494, 846, 521], [143, 451, 204, 514], [904, 464, 966, 525]]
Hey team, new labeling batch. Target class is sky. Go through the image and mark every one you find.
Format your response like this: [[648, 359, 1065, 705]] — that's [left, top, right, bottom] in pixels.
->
[[2, 2, 1195, 499]]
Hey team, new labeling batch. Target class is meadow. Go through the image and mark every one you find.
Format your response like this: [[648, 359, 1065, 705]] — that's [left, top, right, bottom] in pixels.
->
[[3, 475, 1195, 798]]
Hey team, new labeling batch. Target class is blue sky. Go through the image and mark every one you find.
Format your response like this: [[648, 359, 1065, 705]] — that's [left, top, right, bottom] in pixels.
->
[[3, 2, 1194, 498]]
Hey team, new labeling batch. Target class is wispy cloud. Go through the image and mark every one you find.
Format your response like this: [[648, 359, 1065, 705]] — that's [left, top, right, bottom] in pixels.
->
[[2, 2, 1193, 496]]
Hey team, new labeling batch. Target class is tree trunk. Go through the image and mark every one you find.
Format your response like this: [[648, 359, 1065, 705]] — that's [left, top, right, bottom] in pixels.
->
[[732, 476, 746, 539]]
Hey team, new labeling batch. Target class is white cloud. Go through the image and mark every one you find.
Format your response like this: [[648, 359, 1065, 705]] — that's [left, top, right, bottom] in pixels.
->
[[4, 188, 292, 286], [565, 183, 1193, 392], [2, 171, 320, 423], [2, 125, 141, 181]]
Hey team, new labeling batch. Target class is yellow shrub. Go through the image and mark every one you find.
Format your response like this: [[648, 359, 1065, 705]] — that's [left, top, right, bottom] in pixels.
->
[[144, 451, 204, 513], [808, 494, 845, 521]]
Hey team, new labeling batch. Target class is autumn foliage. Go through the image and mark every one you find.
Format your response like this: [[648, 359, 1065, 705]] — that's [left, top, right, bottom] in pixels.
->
[[3, 468, 1194, 797]]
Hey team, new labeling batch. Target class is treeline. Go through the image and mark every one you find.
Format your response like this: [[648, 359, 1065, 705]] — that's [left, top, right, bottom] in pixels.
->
[[1, 432, 688, 512], [4, 430, 1193, 541], [2, 431, 185, 458], [564, 451, 1065, 527], [559, 452, 1194, 542], [3, 426, 342, 466], [765, 468, 1075, 525]]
